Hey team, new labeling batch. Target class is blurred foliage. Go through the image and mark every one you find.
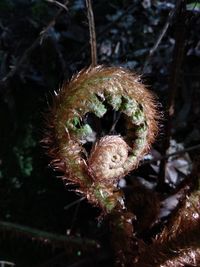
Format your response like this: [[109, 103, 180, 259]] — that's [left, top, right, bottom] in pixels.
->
[[0, 0, 200, 266], [31, 1, 49, 20], [13, 125, 36, 177], [0, 0, 14, 11]]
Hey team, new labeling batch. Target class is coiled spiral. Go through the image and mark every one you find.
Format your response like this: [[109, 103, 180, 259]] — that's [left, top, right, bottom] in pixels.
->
[[43, 66, 158, 212], [88, 136, 129, 183]]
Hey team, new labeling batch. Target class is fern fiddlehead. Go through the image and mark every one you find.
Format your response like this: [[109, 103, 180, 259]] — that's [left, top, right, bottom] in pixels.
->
[[43, 65, 158, 266], [44, 66, 158, 213]]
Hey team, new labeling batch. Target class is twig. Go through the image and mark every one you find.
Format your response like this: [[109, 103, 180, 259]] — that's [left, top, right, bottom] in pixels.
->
[[143, 0, 182, 73], [68, 3, 136, 65], [45, 0, 68, 11], [189, 0, 200, 12], [1, 37, 40, 82], [141, 144, 200, 166], [86, 0, 97, 67], [157, 0, 188, 190], [97, 4, 136, 38], [1, 1, 69, 82], [0, 221, 98, 247], [40, 0, 69, 40]]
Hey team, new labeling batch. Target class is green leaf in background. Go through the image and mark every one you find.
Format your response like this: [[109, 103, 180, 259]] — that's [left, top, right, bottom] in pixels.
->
[[186, 2, 200, 12]]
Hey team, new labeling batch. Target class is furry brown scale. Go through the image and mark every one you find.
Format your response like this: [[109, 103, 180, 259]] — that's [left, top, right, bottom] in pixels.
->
[[43, 66, 159, 213]]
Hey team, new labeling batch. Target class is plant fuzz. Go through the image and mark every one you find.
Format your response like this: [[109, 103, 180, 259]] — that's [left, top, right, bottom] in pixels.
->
[[43, 65, 158, 213], [42, 65, 162, 266]]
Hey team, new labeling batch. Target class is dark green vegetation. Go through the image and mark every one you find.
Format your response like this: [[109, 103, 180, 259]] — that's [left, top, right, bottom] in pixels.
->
[[0, 0, 200, 266]]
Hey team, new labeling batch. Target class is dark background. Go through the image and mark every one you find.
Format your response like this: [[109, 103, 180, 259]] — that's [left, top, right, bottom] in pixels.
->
[[0, 0, 200, 266]]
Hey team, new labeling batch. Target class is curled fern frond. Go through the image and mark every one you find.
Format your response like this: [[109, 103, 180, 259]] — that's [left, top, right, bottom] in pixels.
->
[[43, 66, 158, 212]]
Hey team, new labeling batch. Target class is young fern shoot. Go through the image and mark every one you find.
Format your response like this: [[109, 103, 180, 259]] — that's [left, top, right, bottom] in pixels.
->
[[43, 65, 159, 266], [43, 66, 158, 213]]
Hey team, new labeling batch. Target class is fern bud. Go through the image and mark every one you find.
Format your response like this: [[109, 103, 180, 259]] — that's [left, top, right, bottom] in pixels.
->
[[43, 66, 158, 212]]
